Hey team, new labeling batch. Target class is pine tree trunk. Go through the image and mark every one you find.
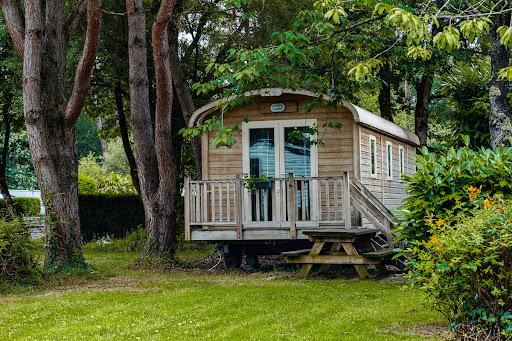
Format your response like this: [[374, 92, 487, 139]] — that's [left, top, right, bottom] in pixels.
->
[[168, 23, 202, 179], [414, 71, 433, 148], [114, 82, 141, 194], [28, 120, 83, 269], [126, 0, 179, 256], [2, 0, 102, 270], [489, 14, 512, 149], [0, 113, 16, 218], [22, 0, 83, 269], [378, 64, 394, 123]]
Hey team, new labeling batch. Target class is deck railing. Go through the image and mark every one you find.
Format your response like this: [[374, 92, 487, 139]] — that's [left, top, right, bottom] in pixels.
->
[[184, 173, 353, 240]]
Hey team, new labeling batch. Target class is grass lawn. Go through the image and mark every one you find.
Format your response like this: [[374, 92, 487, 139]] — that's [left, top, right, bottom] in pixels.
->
[[0, 248, 447, 340]]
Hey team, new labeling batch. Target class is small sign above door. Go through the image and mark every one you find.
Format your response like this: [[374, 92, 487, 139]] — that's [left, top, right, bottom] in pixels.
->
[[260, 102, 298, 114]]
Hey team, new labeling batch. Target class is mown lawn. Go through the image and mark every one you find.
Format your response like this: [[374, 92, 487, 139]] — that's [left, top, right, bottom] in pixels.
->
[[0, 249, 448, 340]]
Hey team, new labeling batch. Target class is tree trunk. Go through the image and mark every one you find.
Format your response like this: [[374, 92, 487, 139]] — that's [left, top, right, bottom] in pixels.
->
[[0, 113, 16, 218], [95, 119, 108, 154], [168, 22, 202, 179], [126, 0, 179, 256], [414, 71, 434, 148], [489, 13, 512, 149], [378, 64, 394, 123], [2, 0, 102, 270], [114, 82, 141, 194], [23, 0, 81, 269]]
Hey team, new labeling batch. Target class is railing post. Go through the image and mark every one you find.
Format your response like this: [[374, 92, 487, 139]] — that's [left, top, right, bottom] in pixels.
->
[[288, 173, 297, 240], [343, 172, 351, 229], [385, 219, 394, 248], [184, 176, 191, 241], [235, 175, 243, 240]]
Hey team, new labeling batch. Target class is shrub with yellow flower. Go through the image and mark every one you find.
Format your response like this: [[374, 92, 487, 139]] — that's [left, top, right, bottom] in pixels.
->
[[468, 185, 482, 201], [401, 194, 512, 338]]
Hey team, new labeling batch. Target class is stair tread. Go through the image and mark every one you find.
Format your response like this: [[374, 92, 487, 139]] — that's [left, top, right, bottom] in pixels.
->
[[363, 248, 395, 258]]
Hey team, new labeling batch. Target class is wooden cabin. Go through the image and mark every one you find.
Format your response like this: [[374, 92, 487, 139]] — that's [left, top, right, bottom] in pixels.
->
[[184, 88, 419, 261]]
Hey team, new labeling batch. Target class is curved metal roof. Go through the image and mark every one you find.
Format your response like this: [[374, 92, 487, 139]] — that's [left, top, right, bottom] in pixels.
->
[[188, 88, 420, 146]]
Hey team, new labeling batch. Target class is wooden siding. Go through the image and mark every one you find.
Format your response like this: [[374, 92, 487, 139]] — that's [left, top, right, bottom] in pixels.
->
[[359, 127, 416, 215], [202, 94, 355, 181]]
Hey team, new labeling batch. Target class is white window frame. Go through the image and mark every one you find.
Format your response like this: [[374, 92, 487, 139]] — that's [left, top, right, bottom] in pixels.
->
[[399, 145, 405, 176], [369, 135, 377, 178], [386, 141, 393, 180]]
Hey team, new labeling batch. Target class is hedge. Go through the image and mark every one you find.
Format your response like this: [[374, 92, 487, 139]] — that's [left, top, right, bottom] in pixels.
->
[[79, 194, 145, 242], [0, 198, 41, 217]]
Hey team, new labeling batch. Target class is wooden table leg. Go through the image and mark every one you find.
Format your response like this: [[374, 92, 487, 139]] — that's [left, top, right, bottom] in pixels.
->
[[296, 242, 325, 279], [318, 242, 343, 274], [341, 242, 370, 279]]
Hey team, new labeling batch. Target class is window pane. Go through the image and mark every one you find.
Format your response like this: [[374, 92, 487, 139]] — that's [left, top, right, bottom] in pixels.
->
[[249, 128, 275, 178], [371, 139, 375, 175], [400, 148, 404, 173], [388, 144, 392, 177], [249, 128, 275, 221], [284, 127, 311, 177]]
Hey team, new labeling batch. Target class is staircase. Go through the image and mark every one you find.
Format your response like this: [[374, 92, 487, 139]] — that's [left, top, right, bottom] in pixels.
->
[[349, 177, 407, 270]]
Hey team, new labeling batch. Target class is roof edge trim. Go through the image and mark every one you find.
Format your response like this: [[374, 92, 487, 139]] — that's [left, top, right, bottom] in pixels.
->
[[189, 88, 419, 146]]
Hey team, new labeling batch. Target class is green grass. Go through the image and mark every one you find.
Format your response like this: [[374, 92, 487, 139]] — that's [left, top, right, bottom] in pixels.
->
[[0, 248, 448, 340]]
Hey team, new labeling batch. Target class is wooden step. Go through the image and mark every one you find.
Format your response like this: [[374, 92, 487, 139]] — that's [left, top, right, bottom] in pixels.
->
[[281, 249, 311, 257], [363, 248, 395, 258]]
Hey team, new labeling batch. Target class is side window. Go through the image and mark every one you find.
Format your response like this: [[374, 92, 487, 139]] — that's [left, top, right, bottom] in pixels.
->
[[370, 135, 377, 178], [386, 141, 393, 180], [399, 145, 405, 176]]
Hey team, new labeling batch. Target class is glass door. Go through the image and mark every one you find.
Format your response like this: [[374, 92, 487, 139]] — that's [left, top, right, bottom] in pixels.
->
[[280, 123, 318, 221], [249, 128, 275, 221], [242, 120, 318, 223]]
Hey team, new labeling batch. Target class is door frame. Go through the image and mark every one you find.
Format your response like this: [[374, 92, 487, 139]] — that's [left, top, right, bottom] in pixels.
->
[[242, 119, 319, 223]]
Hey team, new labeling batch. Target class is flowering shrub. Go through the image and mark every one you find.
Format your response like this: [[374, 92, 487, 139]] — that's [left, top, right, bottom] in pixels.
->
[[397, 145, 512, 241], [404, 192, 512, 338]]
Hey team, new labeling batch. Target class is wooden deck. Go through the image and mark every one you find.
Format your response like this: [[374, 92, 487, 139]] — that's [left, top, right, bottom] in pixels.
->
[[184, 172, 397, 247]]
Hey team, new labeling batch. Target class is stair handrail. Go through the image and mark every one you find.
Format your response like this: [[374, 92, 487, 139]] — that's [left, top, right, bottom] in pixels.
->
[[349, 177, 397, 248], [350, 177, 396, 224]]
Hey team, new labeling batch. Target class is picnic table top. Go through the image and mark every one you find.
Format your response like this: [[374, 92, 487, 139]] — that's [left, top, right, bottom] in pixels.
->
[[301, 228, 378, 237]]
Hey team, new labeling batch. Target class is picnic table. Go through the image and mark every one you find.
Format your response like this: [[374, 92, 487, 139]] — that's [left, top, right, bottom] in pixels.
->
[[282, 229, 394, 279]]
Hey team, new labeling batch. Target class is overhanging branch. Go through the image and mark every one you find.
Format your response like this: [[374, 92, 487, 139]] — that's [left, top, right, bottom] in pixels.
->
[[64, 0, 88, 41], [65, 0, 102, 132], [0, 0, 25, 58]]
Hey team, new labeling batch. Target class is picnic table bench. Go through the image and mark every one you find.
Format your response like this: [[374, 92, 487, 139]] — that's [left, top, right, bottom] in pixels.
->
[[282, 229, 395, 279]]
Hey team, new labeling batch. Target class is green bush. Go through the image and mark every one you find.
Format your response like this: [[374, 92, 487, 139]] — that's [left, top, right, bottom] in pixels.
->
[[79, 193, 144, 242], [78, 174, 97, 194], [0, 217, 41, 288], [97, 173, 136, 194], [404, 194, 512, 338], [0, 197, 41, 217], [102, 136, 132, 175], [78, 152, 103, 180], [397, 143, 512, 241]]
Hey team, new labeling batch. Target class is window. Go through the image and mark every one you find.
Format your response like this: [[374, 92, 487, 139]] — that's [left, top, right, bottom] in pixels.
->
[[386, 141, 393, 180], [369, 135, 377, 178], [399, 145, 405, 176]]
